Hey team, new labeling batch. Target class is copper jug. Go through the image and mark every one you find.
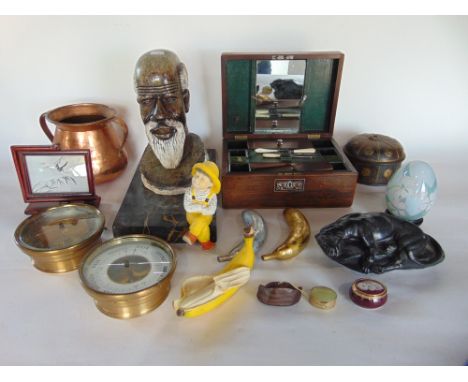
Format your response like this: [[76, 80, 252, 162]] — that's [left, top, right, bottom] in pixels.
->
[[40, 103, 128, 184]]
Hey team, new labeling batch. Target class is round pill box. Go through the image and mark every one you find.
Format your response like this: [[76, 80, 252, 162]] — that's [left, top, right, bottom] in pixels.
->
[[349, 278, 388, 309]]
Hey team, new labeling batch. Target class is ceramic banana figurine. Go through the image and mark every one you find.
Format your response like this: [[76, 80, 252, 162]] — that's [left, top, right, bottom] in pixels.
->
[[174, 226, 255, 318], [261, 208, 310, 261], [217, 210, 267, 263]]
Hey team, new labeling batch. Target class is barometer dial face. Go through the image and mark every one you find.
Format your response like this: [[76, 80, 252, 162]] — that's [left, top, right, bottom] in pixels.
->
[[81, 237, 175, 295]]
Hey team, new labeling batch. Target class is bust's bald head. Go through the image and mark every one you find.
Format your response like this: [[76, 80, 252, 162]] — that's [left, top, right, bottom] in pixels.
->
[[134, 50, 187, 91], [134, 49, 190, 170]]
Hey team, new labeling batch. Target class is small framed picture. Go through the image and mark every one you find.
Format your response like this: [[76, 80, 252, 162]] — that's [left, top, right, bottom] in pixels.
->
[[11, 145, 97, 204]]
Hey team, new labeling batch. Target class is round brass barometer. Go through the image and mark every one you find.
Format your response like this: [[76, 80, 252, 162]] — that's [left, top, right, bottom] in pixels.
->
[[14, 204, 105, 273], [79, 235, 176, 319]]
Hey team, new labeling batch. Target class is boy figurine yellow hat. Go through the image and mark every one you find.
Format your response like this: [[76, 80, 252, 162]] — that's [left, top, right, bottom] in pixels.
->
[[183, 161, 220, 250], [191, 161, 221, 195]]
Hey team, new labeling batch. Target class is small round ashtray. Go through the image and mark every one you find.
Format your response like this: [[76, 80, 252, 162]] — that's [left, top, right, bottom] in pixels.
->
[[349, 278, 388, 309], [257, 282, 302, 306]]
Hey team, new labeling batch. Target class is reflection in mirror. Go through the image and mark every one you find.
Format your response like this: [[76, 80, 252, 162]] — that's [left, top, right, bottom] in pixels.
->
[[254, 60, 306, 134]]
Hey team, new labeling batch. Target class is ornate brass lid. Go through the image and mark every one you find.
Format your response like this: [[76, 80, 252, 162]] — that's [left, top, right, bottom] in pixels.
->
[[309, 286, 337, 310], [344, 133, 405, 164]]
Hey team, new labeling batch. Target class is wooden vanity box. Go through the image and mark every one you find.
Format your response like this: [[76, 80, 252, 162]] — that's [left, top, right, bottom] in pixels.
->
[[221, 52, 358, 208]]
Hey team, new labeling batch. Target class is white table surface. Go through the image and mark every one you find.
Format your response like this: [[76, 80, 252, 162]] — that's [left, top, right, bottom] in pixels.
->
[[1, 155, 467, 366]]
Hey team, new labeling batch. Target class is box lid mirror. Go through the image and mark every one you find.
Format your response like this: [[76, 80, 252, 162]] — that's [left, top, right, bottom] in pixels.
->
[[222, 52, 344, 140]]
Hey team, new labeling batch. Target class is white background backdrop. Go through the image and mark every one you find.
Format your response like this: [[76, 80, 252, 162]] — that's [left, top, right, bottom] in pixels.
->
[[1, 16, 468, 161], [1, 16, 468, 365]]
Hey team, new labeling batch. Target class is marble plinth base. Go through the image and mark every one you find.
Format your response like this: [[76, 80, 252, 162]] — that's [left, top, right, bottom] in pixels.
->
[[112, 149, 217, 243]]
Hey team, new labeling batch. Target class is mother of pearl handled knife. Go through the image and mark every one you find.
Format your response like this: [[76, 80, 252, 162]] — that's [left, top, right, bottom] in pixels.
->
[[255, 147, 316, 154], [263, 153, 317, 158]]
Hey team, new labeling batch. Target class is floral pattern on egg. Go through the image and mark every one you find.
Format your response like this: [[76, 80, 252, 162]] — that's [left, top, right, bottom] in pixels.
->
[[385, 161, 437, 221]]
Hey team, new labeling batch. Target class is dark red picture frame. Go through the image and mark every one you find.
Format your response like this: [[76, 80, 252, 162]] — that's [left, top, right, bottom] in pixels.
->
[[11, 145, 97, 204]]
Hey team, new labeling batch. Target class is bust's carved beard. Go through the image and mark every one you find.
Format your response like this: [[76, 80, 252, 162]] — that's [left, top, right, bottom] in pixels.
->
[[145, 120, 186, 169]]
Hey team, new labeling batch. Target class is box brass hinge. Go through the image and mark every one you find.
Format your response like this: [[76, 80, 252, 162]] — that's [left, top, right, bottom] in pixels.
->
[[307, 134, 321, 140], [234, 135, 248, 141]]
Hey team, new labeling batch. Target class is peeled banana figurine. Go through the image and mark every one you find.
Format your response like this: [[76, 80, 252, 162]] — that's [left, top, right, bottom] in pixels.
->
[[174, 226, 255, 318], [261, 208, 310, 261]]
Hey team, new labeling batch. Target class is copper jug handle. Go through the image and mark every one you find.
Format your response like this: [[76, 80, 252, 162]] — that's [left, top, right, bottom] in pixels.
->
[[39, 113, 54, 142], [115, 117, 129, 148]]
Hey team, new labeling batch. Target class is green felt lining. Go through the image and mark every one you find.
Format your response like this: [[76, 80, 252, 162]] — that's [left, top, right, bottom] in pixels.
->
[[225, 58, 340, 134]]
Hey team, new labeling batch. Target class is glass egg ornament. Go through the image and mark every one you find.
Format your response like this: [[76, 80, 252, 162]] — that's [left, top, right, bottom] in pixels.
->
[[385, 160, 438, 222]]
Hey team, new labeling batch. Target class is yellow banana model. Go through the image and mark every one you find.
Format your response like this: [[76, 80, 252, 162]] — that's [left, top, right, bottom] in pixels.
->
[[173, 226, 255, 318], [261, 208, 310, 261]]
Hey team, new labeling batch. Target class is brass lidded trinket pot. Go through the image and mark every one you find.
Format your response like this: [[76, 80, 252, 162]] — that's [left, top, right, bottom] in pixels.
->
[[14, 204, 105, 273], [344, 133, 405, 185], [309, 286, 337, 310], [79, 235, 177, 319]]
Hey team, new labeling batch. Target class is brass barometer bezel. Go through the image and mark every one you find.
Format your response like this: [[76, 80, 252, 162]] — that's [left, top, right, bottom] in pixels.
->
[[79, 234, 177, 319], [14, 203, 105, 273]]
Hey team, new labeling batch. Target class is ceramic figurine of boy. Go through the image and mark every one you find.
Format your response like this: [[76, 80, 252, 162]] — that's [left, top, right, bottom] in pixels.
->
[[183, 161, 220, 250]]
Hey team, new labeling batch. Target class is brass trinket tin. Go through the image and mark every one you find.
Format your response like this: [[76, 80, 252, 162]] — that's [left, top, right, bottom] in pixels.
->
[[309, 286, 337, 310], [344, 134, 405, 185]]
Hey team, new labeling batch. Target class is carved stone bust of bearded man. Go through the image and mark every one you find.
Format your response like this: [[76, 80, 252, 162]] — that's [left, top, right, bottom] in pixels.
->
[[134, 50, 206, 195]]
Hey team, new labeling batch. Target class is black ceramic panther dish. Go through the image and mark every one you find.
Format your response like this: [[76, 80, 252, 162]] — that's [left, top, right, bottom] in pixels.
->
[[315, 212, 444, 274]]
